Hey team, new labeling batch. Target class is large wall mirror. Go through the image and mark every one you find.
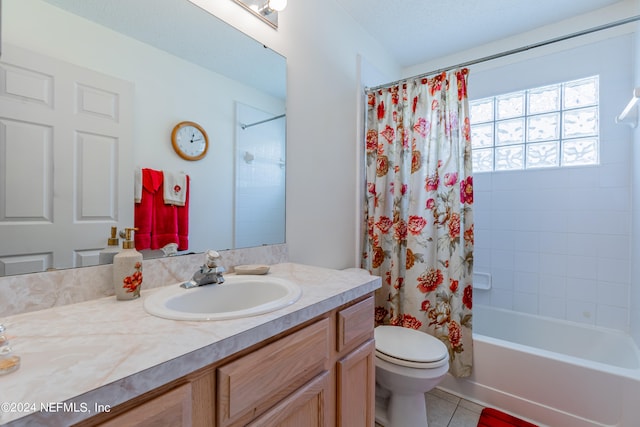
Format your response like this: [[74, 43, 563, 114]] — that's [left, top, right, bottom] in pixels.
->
[[0, 0, 286, 276]]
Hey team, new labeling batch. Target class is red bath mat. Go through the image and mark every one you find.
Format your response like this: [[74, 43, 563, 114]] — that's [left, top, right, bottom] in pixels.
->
[[477, 408, 538, 427]]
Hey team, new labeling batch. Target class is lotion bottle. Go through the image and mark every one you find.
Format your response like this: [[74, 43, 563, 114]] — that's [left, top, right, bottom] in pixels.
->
[[99, 226, 120, 265], [113, 227, 143, 300]]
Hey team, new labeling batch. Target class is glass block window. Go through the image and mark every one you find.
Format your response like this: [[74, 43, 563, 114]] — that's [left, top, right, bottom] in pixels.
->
[[470, 76, 599, 172]]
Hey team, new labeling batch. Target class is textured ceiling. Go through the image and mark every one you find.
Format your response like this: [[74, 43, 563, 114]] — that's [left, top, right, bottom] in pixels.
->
[[335, 0, 627, 67]]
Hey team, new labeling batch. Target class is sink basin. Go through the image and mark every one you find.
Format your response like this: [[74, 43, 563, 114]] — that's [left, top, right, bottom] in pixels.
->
[[144, 275, 302, 321]]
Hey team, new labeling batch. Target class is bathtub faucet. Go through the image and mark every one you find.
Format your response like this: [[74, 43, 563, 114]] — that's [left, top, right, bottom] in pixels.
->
[[180, 250, 225, 289]]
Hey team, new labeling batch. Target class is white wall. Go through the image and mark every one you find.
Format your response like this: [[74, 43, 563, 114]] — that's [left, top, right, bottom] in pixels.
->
[[189, 0, 401, 269], [470, 34, 635, 331]]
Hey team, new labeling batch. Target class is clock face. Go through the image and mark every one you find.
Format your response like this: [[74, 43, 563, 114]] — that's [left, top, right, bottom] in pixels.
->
[[171, 121, 209, 161]]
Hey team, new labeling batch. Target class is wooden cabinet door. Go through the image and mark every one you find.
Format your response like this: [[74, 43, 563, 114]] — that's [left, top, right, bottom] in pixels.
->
[[336, 339, 375, 427], [97, 383, 192, 427], [247, 372, 330, 427]]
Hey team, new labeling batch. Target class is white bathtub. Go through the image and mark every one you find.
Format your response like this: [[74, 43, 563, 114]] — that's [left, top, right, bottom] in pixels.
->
[[439, 305, 640, 427]]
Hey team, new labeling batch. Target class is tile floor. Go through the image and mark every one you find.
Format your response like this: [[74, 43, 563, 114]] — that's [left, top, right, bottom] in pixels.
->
[[376, 387, 483, 427], [425, 388, 483, 427]]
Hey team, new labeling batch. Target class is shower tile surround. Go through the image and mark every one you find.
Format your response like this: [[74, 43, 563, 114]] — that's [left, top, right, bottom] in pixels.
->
[[473, 165, 632, 331], [471, 34, 634, 333], [0, 244, 289, 317]]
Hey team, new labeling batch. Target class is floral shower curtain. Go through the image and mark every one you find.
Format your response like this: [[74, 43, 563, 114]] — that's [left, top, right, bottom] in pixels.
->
[[362, 69, 474, 377]]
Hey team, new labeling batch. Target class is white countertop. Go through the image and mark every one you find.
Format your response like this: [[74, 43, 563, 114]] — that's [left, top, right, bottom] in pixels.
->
[[0, 263, 380, 426]]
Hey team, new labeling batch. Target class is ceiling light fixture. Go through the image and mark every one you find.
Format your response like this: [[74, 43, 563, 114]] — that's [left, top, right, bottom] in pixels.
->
[[231, 0, 286, 29], [267, 0, 287, 12]]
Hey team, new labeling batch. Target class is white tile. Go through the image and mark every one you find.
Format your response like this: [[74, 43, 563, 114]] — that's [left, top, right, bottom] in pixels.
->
[[596, 304, 629, 330], [491, 211, 517, 232], [539, 253, 567, 276], [492, 173, 524, 191], [567, 233, 598, 257], [472, 208, 492, 230], [514, 231, 539, 252], [448, 406, 482, 427], [491, 290, 514, 309], [491, 190, 520, 211], [473, 173, 492, 190], [596, 257, 630, 284], [566, 300, 596, 325], [597, 281, 630, 307], [539, 274, 566, 297], [514, 211, 536, 232], [458, 399, 483, 414], [514, 292, 538, 314], [595, 211, 630, 235], [490, 268, 514, 290], [514, 251, 539, 273], [473, 289, 491, 305], [473, 249, 491, 270], [491, 250, 514, 271], [566, 277, 597, 303], [596, 234, 630, 260], [568, 188, 597, 211], [535, 211, 568, 233], [566, 255, 598, 280], [595, 187, 630, 211], [473, 192, 492, 213], [491, 230, 515, 250], [539, 231, 568, 254], [425, 392, 456, 427], [428, 389, 460, 405], [599, 162, 630, 187], [514, 271, 539, 293], [528, 168, 569, 188], [538, 296, 566, 319], [567, 211, 601, 234], [568, 166, 599, 188]]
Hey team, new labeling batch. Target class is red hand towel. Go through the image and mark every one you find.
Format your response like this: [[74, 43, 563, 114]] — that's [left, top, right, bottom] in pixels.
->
[[135, 169, 190, 251], [135, 168, 163, 250]]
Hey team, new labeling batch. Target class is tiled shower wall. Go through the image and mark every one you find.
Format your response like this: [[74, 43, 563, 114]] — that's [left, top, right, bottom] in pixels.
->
[[471, 33, 635, 333], [631, 26, 640, 347]]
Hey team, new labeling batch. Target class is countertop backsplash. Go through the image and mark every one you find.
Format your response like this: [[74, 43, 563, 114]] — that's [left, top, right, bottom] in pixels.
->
[[0, 244, 288, 317]]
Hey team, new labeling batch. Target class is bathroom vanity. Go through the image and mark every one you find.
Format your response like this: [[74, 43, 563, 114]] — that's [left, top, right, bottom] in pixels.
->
[[0, 263, 380, 427]]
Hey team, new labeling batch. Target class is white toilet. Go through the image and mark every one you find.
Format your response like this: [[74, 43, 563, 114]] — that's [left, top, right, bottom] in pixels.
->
[[374, 325, 449, 427]]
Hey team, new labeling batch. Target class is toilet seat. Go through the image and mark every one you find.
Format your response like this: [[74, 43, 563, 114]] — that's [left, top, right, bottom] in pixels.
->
[[375, 325, 449, 369]]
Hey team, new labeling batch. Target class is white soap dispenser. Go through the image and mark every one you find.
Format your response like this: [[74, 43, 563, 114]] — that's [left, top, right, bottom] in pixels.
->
[[113, 227, 143, 300], [99, 226, 120, 265]]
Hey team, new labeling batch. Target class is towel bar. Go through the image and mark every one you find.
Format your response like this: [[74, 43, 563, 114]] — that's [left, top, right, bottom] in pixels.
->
[[615, 87, 640, 128]]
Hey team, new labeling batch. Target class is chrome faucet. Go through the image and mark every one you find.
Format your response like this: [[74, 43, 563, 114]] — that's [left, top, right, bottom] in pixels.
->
[[180, 250, 225, 289]]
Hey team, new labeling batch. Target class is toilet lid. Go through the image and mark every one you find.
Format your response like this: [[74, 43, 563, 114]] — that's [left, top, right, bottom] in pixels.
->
[[374, 325, 448, 365]]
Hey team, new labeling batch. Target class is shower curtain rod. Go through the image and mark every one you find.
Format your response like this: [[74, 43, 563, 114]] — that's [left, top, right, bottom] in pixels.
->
[[366, 14, 640, 92], [240, 114, 286, 130]]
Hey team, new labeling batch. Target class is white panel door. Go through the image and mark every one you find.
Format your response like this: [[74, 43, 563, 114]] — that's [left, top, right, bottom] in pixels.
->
[[0, 45, 134, 275]]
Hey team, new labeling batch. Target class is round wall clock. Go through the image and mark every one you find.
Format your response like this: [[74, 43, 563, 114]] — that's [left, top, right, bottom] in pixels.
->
[[171, 121, 209, 161]]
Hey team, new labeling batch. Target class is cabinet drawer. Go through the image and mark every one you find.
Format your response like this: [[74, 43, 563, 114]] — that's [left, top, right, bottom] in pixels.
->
[[217, 318, 330, 427], [337, 296, 374, 352]]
